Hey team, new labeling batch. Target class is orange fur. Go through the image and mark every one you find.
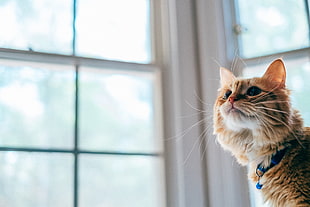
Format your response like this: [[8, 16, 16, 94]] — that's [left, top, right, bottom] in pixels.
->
[[213, 59, 310, 206]]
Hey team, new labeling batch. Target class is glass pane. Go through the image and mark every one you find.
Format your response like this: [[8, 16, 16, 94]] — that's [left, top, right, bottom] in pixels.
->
[[79, 67, 161, 153], [76, 0, 151, 63], [79, 155, 165, 207], [0, 152, 73, 207], [243, 57, 310, 207], [0, 61, 75, 148], [236, 0, 310, 58], [0, 0, 73, 54]]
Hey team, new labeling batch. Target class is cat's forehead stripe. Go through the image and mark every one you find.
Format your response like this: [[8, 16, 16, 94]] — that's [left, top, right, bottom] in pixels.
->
[[231, 79, 249, 92]]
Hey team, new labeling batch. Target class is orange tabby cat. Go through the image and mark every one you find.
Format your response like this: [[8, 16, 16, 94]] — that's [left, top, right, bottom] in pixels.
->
[[213, 59, 310, 206]]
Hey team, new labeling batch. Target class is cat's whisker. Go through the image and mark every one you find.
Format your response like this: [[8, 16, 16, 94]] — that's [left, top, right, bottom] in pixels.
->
[[165, 118, 207, 141], [194, 90, 213, 107], [230, 50, 238, 73], [198, 126, 211, 151], [185, 100, 209, 113], [182, 131, 202, 165], [256, 110, 291, 129], [183, 119, 212, 165], [253, 100, 290, 105], [256, 110, 290, 128], [230, 48, 247, 73], [255, 106, 289, 115], [253, 113, 277, 138], [200, 126, 215, 161], [211, 57, 222, 68], [238, 55, 247, 68], [179, 111, 207, 119], [256, 110, 304, 147], [241, 104, 256, 115]]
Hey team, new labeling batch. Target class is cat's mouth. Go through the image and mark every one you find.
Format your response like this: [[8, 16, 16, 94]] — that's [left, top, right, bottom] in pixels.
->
[[220, 102, 251, 120], [227, 105, 244, 115], [228, 107, 242, 114], [225, 105, 252, 120], [228, 104, 256, 118]]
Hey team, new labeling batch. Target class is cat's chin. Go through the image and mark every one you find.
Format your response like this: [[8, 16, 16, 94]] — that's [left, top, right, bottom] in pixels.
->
[[223, 117, 259, 132], [219, 102, 259, 132], [221, 110, 259, 133]]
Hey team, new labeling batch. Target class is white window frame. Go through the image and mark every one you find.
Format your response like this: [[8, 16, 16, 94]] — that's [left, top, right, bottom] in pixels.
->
[[160, 0, 251, 206]]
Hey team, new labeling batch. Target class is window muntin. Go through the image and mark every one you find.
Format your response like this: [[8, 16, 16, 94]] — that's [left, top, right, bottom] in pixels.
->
[[235, 0, 310, 58], [0, 0, 73, 54]]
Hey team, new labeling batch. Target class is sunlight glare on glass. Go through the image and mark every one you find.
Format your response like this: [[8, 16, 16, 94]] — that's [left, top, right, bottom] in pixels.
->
[[76, 0, 151, 63], [256, 7, 284, 27], [79, 68, 160, 152], [236, 0, 310, 58], [104, 75, 151, 121], [79, 155, 165, 207], [0, 0, 72, 54], [0, 62, 75, 148], [0, 82, 44, 118]]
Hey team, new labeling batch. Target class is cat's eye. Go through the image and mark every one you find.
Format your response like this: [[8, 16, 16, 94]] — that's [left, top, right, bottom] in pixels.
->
[[246, 86, 261, 96], [223, 90, 232, 100]]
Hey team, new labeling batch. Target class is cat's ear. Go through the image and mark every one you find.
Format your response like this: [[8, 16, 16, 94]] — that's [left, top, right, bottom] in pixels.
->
[[262, 59, 286, 88], [220, 67, 236, 87]]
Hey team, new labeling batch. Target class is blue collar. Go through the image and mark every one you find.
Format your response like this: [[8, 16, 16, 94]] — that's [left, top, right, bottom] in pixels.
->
[[255, 148, 287, 189]]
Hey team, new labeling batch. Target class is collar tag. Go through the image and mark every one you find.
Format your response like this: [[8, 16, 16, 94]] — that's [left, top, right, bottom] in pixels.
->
[[256, 181, 263, 190]]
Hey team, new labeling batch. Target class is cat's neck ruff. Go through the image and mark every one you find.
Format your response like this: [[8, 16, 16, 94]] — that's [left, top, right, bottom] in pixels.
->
[[217, 124, 292, 165], [245, 129, 289, 163]]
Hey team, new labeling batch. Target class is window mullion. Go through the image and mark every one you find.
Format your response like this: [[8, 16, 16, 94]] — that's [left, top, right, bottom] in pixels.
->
[[306, 0, 310, 43], [73, 64, 79, 207], [73, 0, 77, 56]]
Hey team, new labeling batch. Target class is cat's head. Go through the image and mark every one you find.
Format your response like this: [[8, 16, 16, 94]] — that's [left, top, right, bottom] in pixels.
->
[[213, 59, 300, 164]]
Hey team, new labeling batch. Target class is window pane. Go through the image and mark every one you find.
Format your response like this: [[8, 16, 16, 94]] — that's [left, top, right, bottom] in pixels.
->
[[236, 0, 310, 58], [79, 155, 165, 207], [0, 152, 73, 207], [79, 67, 161, 153], [0, 61, 75, 148], [0, 0, 73, 54], [76, 0, 151, 63]]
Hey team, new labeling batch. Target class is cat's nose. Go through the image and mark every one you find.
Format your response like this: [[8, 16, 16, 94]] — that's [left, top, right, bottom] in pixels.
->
[[228, 96, 238, 104]]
